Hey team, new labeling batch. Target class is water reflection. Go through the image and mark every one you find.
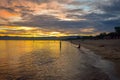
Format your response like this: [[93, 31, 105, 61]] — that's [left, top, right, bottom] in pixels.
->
[[0, 40, 61, 62], [59, 40, 62, 53], [0, 40, 116, 80], [0, 40, 62, 80]]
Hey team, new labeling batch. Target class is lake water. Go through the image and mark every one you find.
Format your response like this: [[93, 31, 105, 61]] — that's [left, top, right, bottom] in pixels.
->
[[0, 40, 118, 80]]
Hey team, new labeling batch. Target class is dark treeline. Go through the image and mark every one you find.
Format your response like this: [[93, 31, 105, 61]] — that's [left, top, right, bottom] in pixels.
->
[[81, 26, 120, 40]]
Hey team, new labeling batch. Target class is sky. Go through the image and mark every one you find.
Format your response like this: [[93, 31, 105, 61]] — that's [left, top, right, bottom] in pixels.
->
[[0, 0, 120, 37]]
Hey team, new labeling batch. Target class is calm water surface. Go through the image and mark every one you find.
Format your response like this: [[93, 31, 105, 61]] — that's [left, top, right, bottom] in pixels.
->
[[0, 40, 118, 80]]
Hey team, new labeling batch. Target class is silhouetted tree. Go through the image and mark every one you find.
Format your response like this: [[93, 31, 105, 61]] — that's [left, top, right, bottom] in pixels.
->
[[115, 26, 120, 33], [96, 32, 107, 39]]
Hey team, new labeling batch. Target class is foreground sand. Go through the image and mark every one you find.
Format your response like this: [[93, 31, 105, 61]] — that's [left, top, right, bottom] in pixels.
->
[[71, 39, 120, 78]]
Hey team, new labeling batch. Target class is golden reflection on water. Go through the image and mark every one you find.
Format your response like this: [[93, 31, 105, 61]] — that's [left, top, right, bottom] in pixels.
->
[[0, 40, 61, 61], [0, 40, 61, 80], [0, 40, 113, 80]]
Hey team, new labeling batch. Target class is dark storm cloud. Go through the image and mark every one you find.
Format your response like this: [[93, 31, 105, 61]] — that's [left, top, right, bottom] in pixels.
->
[[13, 14, 90, 28], [83, 12, 120, 32], [27, 0, 80, 5], [0, 6, 14, 12], [97, 0, 120, 13], [78, 0, 120, 32], [67, 9, 84, 13], [11, 14, 95, 34]]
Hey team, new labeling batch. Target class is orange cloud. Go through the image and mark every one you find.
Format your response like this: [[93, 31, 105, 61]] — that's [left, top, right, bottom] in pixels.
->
[[0, 10, 19, 18]]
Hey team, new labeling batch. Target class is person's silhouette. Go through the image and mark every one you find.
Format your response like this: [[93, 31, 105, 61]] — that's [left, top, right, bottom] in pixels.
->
[[78, 44, 81, 49]]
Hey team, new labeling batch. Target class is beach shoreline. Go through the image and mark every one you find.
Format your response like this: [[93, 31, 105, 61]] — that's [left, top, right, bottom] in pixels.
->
[[70, 39, 120, 79]]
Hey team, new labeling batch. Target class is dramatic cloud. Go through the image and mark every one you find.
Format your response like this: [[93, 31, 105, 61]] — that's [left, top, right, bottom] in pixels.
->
[[0, 0, 120, 36]]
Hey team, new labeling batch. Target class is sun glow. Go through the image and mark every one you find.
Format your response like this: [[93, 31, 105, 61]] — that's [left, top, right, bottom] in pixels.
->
[[0, 26, 68, 37], [0, 26, 99, 37], [18, 27, 36, 30], [49, 32, 68, 37]]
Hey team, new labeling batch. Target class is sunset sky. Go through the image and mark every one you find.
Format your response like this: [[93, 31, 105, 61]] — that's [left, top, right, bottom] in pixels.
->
[[0, 0, 120, 37]]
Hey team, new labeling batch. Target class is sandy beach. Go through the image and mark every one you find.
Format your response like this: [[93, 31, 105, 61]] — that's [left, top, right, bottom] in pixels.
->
[[71, 39, 120, 78]]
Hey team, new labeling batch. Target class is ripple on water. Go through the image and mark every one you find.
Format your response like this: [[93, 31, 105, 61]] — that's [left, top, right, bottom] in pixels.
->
[[0, 41, 118, 80]]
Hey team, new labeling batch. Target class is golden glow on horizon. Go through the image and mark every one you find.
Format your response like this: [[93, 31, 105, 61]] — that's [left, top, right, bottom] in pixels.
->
[[0, 26, 69, 37], [0, 26, 37, 30], [49, 32, 68, 37], [0, 26, 99, 37]]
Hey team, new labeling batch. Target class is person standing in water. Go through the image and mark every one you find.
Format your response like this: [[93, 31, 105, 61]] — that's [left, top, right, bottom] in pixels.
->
[[78, 43, 81, 49]]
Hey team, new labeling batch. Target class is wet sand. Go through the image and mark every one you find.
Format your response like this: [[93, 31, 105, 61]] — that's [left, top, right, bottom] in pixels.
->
[[71, 39, 120, 79]]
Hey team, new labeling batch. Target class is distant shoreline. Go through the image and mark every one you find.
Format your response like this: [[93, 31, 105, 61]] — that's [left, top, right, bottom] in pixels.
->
[[0, 36, 81, 40]]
